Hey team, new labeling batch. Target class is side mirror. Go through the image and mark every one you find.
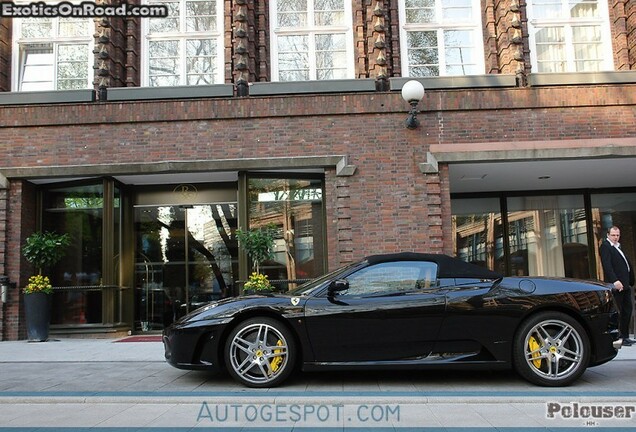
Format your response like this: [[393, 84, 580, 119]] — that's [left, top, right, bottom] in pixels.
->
[[328, 279, 349, 295]]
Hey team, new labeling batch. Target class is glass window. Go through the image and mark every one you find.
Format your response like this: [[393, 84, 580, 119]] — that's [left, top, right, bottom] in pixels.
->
[[270, 0, 353, 81], [247, 178, 325, 289], [507, 195, 589, 278], [399, 0, 484, 77], [452, 198, 504, 273], [13, 17, 92, 91], [144, 0, 223, 86], [134, 203, 238, 330], [527, 0, 613, 72], [41, 183, 104, 325], [590, 193, 636, 282], [340, 261, 439, 297]]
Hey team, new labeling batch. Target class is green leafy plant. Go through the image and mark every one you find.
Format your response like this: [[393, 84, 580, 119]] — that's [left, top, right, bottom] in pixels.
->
[[235, 225, 275, 274], [243, 272, 273, 292], [22, 231, 71, 294]]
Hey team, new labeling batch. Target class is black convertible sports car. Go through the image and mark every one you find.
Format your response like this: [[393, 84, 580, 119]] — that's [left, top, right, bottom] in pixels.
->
[[163, 252, 622, 387]]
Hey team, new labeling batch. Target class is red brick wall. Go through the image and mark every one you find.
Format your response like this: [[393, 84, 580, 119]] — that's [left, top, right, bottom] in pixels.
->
[[1, 85, 635, 271], [0, 18, 11, 91], [1, 1, 633, 91], [626, 0, 636, 68], [0, 186, 6, 339], [2, 181, 37, 340]]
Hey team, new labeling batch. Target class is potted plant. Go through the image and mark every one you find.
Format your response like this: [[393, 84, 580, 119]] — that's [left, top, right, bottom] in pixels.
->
[[22, 231, 71, 341], [236, 225, 275, 294]]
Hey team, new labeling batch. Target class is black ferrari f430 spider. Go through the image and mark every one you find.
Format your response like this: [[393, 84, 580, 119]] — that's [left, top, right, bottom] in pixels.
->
[[163, 252, 622, 387]]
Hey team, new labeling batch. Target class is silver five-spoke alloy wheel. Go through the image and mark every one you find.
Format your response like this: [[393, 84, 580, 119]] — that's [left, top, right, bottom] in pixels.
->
[[513, 311, 590, 387], [225, 317, 296, 387]]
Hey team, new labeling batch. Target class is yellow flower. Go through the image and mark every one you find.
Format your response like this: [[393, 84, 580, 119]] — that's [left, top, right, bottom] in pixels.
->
[[23, 275, 53, 295], [244, 272, 273, 292]]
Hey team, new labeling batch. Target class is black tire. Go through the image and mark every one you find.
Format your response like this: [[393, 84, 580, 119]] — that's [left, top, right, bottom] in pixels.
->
[[513, 311, 590, 387], [224, 317, 296, 388]]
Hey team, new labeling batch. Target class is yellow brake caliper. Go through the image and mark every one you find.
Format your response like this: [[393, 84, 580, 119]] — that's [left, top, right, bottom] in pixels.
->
[[269, 340, 284, 375], [528, 336, 542, 368]]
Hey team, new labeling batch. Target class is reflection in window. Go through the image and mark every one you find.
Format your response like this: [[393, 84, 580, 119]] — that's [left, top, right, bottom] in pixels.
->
[[453, 194, 591, 279], [400, 0, 483, 77], [248, 178, 325, 290], [134, 203, 237, 330], [527, 0, 612, 72], [452, 198, 504, 273], [144, 0, 223, 86], [271, 0, 353, 81], [42, 183, 104, 325], [15, 17, 92, 91], [507, 195, 588, 278]]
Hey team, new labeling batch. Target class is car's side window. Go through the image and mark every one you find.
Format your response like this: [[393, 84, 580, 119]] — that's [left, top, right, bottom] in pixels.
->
[[340, 261, 439, 297]]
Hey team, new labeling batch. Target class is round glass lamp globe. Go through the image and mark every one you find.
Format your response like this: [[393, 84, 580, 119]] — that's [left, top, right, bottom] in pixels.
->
[[401, 80, 425, 103]]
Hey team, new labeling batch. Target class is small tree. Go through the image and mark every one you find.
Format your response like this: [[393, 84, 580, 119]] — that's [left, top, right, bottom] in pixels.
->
[[22, 231, 71, 294], [235, 225, 275, 274], [236, 225, 276, 292], [23, 231, 71, 275]]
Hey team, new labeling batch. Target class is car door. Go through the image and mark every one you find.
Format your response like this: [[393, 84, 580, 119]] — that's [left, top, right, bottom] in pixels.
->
[[303, 260, 447, 363]]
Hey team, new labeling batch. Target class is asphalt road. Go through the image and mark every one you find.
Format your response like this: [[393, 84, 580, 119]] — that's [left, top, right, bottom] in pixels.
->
[[0, 338, 635, 430]]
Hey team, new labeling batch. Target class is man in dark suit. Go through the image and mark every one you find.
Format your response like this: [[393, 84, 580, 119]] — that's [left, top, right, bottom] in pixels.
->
[[599, 225, 635, 346]]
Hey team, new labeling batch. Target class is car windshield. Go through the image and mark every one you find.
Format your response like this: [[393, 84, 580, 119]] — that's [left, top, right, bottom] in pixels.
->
[[288, 261, 364, 296]]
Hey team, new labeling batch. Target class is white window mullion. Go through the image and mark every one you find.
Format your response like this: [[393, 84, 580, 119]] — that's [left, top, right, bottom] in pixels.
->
[[178, 1, 186, 84], [563, 24, 576, 72], [52, 43, 59, 88], [308, 32, 317, 79], [437, 28, 446, 75]]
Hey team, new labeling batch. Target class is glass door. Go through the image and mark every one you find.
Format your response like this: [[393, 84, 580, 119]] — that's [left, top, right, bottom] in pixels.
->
[[133, 203, 238, 331]]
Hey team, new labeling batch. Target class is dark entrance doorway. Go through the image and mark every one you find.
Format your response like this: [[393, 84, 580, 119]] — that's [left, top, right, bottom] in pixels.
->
[[133, 202, 238, 331]]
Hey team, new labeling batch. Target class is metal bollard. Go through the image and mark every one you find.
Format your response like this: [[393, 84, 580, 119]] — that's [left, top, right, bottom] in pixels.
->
[[0, 275, 10, 303]]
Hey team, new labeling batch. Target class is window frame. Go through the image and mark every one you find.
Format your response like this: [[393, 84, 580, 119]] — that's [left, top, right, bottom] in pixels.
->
[[141, 0, 225, 87], [269, 0, 355, 82], [398, 0, 485, 77], [526, 0, 614, 73], [11, 14, 94, 91]]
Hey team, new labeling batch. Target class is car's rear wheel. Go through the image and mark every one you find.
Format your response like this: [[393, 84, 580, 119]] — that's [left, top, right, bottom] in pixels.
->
[[513, 311, 590, 387], [224, 317, 296, 388]]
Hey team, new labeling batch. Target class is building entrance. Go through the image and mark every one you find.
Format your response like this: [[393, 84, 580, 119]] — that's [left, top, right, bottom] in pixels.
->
[[133, 203, 238, 332]]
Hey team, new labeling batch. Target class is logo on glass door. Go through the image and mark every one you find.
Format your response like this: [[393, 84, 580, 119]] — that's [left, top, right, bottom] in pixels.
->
[[173, 184, 198, 199]]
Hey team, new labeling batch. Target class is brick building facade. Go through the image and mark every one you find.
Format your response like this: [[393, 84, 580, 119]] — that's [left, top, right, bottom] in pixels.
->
[[0, 0, 635, 340]]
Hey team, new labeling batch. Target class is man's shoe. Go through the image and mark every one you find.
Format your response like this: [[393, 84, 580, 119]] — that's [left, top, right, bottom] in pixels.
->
[[622, 339, 633, 347], [624, 338, 636, 344]]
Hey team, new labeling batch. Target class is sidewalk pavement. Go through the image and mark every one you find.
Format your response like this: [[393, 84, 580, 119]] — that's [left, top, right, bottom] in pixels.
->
[[0, 336, 635, 430]]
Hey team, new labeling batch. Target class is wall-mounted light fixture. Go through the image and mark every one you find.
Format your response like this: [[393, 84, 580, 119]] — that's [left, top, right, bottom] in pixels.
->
[[401, 80, 425, 129]]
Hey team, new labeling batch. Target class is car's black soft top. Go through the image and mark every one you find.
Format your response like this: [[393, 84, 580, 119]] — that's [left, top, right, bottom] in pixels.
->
[[365, 252, 502, 279]]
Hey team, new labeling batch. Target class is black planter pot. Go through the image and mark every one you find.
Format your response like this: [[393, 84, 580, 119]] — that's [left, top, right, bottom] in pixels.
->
[[24, 292, 51, 342]]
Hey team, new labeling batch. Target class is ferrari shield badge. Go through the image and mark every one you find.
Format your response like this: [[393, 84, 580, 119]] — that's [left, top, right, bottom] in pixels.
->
[[291, 297, 300, 306]]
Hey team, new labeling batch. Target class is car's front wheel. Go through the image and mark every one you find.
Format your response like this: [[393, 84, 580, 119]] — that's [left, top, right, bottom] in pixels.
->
[[513, 311, 590, 387], [224, 317, 296, 388]]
